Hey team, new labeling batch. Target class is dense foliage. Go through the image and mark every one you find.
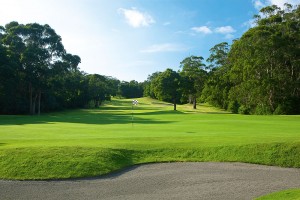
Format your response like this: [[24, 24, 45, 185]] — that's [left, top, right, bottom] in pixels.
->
[[0, 22, 140, 114], [145, 4, 300, 114], [202, 4, 300, 114], [1, 4, 299, 115]]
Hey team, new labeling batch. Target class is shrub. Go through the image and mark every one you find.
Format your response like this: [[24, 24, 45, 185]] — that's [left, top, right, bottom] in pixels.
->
[[228, 101, 239, 114], [238, 105, 250, 115], [255, 104, 272, 115]]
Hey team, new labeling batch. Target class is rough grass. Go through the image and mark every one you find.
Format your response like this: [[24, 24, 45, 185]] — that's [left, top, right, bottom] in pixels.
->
[[256, 189, 300, 200], [0, 97, 299, 180]]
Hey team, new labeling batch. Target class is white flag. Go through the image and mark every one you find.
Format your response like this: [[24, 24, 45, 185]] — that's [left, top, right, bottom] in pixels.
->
[[132, 100, 138, 105]]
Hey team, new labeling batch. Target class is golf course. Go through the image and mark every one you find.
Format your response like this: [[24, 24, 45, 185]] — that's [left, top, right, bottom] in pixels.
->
[[0, 97, 299, 181]]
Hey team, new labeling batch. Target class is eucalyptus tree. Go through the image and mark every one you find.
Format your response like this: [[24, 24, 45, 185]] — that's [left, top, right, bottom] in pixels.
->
[[118, 80, 143, 98], [153, 69, 181, 110], [1, 22, 81, 114], [201, 42, 231, 109], [227, 4, 300, 114], [180, 56, 207, 109], [143, 71, 161, 98]]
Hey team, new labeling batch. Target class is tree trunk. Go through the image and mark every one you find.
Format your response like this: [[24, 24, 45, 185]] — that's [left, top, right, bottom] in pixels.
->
[[173, 99, 177, 111], [37, 90, 41, 115], [269, 89, 274, 112], [32, 94, 37, 115], [189, 95, 193, 104], [29, 83, 33, 115], [193, 97, 197, 109]]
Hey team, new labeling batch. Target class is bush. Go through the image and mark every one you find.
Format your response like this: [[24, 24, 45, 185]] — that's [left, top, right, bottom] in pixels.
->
[[238, 105, 250, 115], [255, 104, 272, 115], [273, 104, 287, 115], [228, 101, 239, 114]]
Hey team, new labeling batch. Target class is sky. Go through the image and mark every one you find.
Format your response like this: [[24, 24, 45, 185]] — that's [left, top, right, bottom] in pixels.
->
[[0, 0, 299, 82]]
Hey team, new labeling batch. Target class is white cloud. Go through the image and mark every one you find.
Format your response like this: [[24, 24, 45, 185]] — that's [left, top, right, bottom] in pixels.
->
[[141, 43, 188, 53], [118, 8, 155, 28], [191, 26, 213, 34], [243, 19, 257, 28], [253, 0, 267, 9], [269, 0, 300, 8], [191, 25, 236, 39], [252, 0, 300, 9], [215, 26, 236, 34]]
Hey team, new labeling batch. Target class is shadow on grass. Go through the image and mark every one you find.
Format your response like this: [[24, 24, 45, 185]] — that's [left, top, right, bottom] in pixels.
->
[[0, 109, 176, 126], [134, 110, 185, 116]]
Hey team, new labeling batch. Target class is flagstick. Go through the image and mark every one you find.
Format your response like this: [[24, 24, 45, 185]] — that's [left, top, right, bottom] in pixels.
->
[[132, 104, 134, 127], [131, 100, 138, 127]]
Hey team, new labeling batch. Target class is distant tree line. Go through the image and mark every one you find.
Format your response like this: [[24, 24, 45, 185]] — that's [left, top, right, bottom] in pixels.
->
[[144, 4, 300, 114], [1, 4, 299, 115], [0, 22, 143, 114]]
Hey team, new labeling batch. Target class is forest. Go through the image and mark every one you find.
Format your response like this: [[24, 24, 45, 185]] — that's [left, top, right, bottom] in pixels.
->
[[0, 4, 299, 115]]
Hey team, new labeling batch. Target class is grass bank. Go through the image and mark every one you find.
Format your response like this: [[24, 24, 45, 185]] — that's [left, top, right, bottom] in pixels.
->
[[256, 189, 300, 200], [0, 98, 299, 180]]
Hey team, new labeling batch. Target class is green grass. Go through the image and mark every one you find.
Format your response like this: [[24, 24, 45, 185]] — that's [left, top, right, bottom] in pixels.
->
[[0, 97, 299, 180], [256, 189, 300, 200]]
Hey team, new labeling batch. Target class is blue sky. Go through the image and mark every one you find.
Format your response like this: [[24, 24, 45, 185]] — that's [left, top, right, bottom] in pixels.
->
[[0, 0, 299, 81]]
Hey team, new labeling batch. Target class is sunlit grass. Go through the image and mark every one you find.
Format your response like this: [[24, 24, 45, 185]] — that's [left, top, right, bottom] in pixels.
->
[[256, 189, 300, 200], [0, 97, 299, 179]]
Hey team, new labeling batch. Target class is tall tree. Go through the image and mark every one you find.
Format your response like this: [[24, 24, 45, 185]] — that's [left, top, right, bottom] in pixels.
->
[[180, 56, 207, 109], [118, 80, 143, 98], [154, 69, 181, 110], [227, 4, 300, 114], [0, 22, 83, 114], [201, 42, 231, 109]]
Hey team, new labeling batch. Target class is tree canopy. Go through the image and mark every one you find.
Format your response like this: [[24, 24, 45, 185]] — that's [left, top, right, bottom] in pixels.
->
[[1, 4, 299, 115]]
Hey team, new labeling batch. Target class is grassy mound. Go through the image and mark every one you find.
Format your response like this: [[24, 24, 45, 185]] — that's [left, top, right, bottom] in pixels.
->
[[1, 143, 300, 180], [0, 98, 299, 180]]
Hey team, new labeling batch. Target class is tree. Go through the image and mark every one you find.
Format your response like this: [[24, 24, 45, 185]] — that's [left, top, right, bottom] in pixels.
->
[[180, 56, 207, 109], [1, 22, 68, 114], [0, 21, 85, 114], [153, 69, 181, 110], [87, 74, 110, 107], [118, 80, 143, 98], [201, 42, 231, 109], [143, 72, 161, 98], [226, 4, 300, 114]]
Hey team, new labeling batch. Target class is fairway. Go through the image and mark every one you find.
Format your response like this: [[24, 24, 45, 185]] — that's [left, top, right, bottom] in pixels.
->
[[0, 98, 300, 180]]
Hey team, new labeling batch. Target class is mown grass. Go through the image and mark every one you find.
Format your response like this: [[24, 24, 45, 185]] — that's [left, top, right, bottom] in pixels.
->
[[0, 97, 299, 180], [256, 189, 300, 200]]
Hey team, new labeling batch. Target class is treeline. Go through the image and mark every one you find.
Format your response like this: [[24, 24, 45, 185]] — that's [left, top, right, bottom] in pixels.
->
[[0, 22, 144, 114], [1, 4, 299, 115], [144, 4, 300, 114]]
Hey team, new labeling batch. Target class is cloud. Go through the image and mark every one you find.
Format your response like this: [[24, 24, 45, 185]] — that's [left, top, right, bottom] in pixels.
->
[[141, 43, 188, 53], [191, 25, 236, 39], [269, 0, 300, 8], [252, 0, 300, 9], [118, 8, 155, 28], [191, 26, 213, 34], [215, 26, 236, 34], [243, 19, 256, 28], [253, 0, 267, 9]]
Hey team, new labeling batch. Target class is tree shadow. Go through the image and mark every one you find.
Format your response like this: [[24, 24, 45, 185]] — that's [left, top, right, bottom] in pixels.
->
[[134, 110, 186, 116], [0, 109, 175, 126]]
